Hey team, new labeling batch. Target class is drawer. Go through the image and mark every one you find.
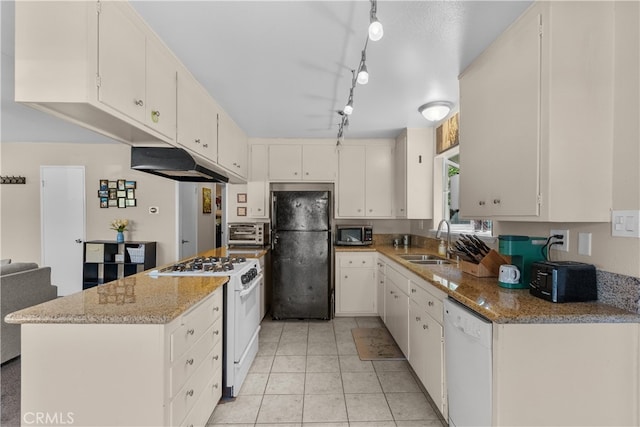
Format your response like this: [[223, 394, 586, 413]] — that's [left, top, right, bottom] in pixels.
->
[[386, 265, 410, 296], [410, 281, 443, 324], [180, 367, 222, 427], [171, 290, 222, 361], [339, 254, 375, 268], [170, 318, 222, 397], [171, 343, 220, 426]]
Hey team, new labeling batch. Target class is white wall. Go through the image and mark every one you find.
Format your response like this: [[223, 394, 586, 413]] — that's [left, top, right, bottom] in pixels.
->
[[0, 142, 178, 266]]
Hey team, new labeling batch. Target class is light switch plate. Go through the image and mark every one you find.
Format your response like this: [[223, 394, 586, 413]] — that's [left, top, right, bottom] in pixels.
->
[[611, 210, 640, 237], [578, 232, 592, 256]]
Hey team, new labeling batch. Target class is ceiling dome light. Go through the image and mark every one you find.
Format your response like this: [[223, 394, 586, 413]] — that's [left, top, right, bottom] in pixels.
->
[[418, 101, 453, 122]]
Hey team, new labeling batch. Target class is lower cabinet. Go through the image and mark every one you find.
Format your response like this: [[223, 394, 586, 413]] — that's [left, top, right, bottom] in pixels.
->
[[376, 258, 386, 321], [335, 252, 376, 316], [383, 264, 409, 357]]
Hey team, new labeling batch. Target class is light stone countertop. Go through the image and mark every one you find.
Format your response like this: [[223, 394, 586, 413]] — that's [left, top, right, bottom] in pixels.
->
[[5, 247, 268, 325], [336, 244, 640, 324]]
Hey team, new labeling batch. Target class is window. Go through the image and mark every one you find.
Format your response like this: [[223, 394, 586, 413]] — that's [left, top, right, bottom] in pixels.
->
[[437, 147, 492, 235]]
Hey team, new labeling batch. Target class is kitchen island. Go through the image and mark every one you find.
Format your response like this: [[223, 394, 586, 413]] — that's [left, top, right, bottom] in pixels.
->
[[5, 247, 263, 427], [337, 243, 640, 426]]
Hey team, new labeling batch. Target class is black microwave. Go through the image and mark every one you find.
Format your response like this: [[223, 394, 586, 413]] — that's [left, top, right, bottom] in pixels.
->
[[335, 226, 373, 246]]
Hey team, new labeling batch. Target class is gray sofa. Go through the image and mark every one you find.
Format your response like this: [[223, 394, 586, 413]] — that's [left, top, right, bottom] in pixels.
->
[[1, 261, 58, 363]]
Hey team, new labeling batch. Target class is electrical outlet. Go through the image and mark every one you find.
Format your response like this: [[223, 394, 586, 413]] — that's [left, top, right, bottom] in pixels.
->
[[550, 229, 569, 252]]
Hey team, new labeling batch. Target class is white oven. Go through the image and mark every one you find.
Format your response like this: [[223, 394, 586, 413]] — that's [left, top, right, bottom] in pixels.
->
[[148, 256, 262, 397]]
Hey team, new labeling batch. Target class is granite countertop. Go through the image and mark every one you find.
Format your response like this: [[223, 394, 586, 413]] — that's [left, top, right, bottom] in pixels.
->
[[4, 247, 267, 325], [337, 244, 640, 324]]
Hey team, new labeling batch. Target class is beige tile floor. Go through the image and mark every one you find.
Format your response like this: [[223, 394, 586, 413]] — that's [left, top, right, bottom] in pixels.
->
[[208, 316, 446, 427]]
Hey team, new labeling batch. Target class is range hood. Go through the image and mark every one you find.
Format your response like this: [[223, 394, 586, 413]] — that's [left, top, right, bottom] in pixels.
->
[[131, 147, 229, 183]]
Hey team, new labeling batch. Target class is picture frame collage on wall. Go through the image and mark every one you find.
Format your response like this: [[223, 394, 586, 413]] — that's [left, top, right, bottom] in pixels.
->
[[99, 179, 137, 208]]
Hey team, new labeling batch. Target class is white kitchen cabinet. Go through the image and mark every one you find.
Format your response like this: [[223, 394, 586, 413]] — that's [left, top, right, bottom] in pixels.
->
[[383, 264, 409, 357], [376, 258, 386, 321], [337, 143, 394, 218], [20, 288, 224, 427], [408, 279, 447, 418], [335, 252, 376, 316], [394, 129, 433, 219], [177, 72, 218, 161], [459, 1, 614, 221], [247, 145, 269, 219], [268, 144, 337, 181], [15, 1, 179, 145], [218, 110, 248, 179]]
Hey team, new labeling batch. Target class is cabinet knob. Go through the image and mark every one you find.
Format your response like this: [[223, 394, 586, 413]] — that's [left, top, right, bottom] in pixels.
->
[[390, 291, 395, 295], [394, 295, 399, 299], [186, 389, 194, 397], [186, 358, 194, 365], [362, 260, 366, 264], [380, 280, 384, 284], [423, 324, 428, 330], [344, 276, 348, 279], [195, 139, 201, 144], [358, 209, 362, 212], [479, 201, 485, 206], [213, 355, 219, 360], [187, 328, 195, 335], [213, 330, 220, 335], [213, 383, 219, 389], [213, 306, 220, 312], [428, 301, 434, 307], [258, 208, 262, 212], [203, 144, 208, 148], [349, 260, 353, 264], [493, 199, 501, 205], [369, 209, 373, 213], [411, 288, 416, 293], [134, 99, 144, 106], [305, 172, 309, 175], [415, 316, 421, 322], [294, 172, 298, 175], [151, 110, 160, 122]]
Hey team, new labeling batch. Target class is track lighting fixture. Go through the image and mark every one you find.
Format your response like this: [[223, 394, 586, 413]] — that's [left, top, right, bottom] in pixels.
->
[[357, 50, 369, 85], [335, 1, 383, 144], [418, 101, 453, 122], [368, 0, 383, 41]]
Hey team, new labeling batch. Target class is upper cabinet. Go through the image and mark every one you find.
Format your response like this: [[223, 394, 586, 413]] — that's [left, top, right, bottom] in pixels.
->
[[268, 144, 337, 181], [15, 1, 179, 145], [176, 72, 218, 161], [394, 129, 433, 219], [459, 1, 614, 222], [218, 111, 248, 180], [337, 143, 393, 218]]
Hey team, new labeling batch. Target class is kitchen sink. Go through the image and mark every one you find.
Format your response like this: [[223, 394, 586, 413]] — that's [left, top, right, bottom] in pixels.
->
[[397, 254, 453, 265]]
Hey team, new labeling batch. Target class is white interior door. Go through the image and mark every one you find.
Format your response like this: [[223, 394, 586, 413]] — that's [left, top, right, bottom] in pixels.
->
[[41, 166, 85, 296], [178, 182, 198, 259]]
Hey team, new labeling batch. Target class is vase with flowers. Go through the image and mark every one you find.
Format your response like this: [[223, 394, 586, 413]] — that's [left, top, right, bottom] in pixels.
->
[[110, 219, 129, 243]]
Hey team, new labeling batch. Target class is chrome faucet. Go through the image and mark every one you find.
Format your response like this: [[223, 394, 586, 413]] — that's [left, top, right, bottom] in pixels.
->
[[435, 219, 451, 258]]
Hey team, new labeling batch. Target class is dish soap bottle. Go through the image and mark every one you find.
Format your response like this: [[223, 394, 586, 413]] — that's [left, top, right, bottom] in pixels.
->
[[438, 240, 446, 256]]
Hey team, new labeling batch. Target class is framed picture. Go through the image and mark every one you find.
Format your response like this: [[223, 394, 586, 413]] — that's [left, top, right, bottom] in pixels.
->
[[108, 181, 117, 189], [126, 189, 135, 199], [100, 197, 109, 208], [108, 199, 118, 207], [125, 180, 136, 189], [237, 193, 247, 203], [436, 112, 460, 154], [117, 179, 126, 190], [202, 188, 212, 214], [237, 206, 247, 216], [126, 198, 137, 207], [117, 190, 126, 198], [98, 190, 108, 198], [109, 189, 117, 200], [99, 180, 109, 191], [118, 197, 126, 208]]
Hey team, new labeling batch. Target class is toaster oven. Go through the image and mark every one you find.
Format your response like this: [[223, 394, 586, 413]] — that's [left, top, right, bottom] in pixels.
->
[[228, 222, 269, 246]]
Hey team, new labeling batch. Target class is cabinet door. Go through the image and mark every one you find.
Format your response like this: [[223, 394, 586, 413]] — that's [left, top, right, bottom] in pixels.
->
[[247, 145, 268, 218], [337, 267, 375, 315], [337, 146, 366, 217], [269, 145, 303, 180], [177, 74, 217, 160], [146, 39, 177, 141], [384, 280, 409, 357], [218, 112, 248, 178], [409, 299, 427, 381], [303, 145, 338, 181], [377, 272, 385, 320], [365, 145, 393, 217], [459, 9, 541, 218], [98, 2, 146, 123], [394, 133, 407, 218]]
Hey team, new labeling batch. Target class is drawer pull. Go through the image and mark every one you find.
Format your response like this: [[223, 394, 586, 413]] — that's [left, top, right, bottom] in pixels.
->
[[213, 306, 220, 312], [411, 288, 416, 293], [186, 389, 194, 397], [213, 355, 219, 361], [134, 99, 144, 106], [213, 383, 219, 389], [186, 358, 194, 365], [213, 330, 220, 336], [428, 301, 434, 307], [415, 316, 421, 322], [187, 328, 195, 335]]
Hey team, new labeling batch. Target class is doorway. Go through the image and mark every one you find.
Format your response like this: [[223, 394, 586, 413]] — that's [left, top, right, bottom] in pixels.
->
[[40, 166, 85, 296], [178, 182, 198, 259]]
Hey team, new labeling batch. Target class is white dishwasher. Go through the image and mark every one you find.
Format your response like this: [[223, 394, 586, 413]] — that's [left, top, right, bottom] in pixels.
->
[[444, 298, 492, 427]]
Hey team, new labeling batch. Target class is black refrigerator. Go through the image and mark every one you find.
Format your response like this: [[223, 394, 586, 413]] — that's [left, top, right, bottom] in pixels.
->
[[271, 190, 332, 320]]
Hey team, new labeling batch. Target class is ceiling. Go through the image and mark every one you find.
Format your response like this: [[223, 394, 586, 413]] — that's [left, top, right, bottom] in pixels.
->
[[1, 1, 532, 143]]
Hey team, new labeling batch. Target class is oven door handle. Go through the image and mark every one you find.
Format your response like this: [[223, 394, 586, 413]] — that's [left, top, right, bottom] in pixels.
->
[[237, 275, 262, 298]]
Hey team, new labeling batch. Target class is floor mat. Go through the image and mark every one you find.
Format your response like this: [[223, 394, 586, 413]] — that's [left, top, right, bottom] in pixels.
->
[[351, 327, 405, 361]]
